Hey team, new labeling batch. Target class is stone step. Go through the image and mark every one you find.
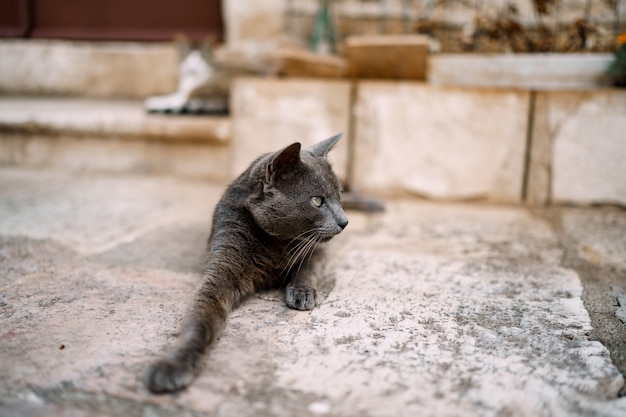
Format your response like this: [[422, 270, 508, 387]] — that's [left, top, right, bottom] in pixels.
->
[[1, 40, 615, 99], [0, 40, 179, 99], [0, 97, 232, 181]]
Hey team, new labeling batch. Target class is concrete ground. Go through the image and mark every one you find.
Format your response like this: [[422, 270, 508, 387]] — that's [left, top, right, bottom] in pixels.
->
[[0, 167, 625, 417]]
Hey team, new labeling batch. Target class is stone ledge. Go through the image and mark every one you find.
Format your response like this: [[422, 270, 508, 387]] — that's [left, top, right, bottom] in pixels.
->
[[0, 40, 178, 98], [429, 54, 614, 90], [0, 97, 231, 144]]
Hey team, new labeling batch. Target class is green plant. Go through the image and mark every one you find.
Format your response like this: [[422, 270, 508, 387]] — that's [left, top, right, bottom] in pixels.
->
[[608, 38, 626, 87]]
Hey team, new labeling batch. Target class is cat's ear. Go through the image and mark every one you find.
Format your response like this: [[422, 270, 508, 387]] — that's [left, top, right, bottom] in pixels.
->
[[306, 133, 343, 158], [198, 36, 215, 61], [266, 142, 301, 183], [174, 33, 192, 60]]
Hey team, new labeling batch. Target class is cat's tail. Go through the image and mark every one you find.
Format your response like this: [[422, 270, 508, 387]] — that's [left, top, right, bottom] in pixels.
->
[[144, 276, 242, 393], [341, 192, 385, 213]]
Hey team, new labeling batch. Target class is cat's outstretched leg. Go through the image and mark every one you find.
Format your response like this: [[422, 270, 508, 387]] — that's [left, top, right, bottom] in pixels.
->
[[144, 273, 250, 393], [144, 318, 211, 393]]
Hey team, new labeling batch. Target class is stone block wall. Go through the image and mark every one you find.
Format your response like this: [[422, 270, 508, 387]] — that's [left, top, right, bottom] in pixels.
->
[[352, 83, 529, 203], [231, 77, 351, 181], [531, 90, 626, 206], [231, 78, 626, 207]]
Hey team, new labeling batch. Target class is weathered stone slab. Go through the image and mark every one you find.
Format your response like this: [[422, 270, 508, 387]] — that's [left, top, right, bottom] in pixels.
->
[[353, 83, 529, 202], [547, 207, 626, 393], [0, 134, 231, 182], [549, 90, 626, 206], [273, 252, 622, 417], [0, 398, 113, 417], [274, 47, 348, 78], [0, 97, 231, 144], [0, 97, 232, 180], [231, 77, 351, 182], [557, 208, 626, 271], [0, 168, 221, 254], [0, 238, 201, 414], [1, 169, 624, 417], [0, 40, 178, 98], [345, 35, 429, 80], [429, 54, 614, 90]]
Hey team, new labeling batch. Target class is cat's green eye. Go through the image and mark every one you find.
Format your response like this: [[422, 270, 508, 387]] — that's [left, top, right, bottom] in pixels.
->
[[311, 196, 324, 207]]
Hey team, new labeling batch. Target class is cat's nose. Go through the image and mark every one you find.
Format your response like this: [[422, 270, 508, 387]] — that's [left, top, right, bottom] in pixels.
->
[[332, 204, 348, 231]]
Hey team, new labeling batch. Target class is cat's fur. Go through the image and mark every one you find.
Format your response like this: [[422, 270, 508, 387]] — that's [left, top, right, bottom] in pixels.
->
[[144, 134, 348, 393]]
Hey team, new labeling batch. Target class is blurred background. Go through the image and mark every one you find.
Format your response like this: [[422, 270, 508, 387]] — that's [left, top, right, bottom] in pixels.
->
[[0, 0, 622, 52], [0, 0, 624, 207]]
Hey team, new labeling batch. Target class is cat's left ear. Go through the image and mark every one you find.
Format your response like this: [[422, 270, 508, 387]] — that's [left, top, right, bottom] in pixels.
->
[[306, 133, 343, 158], [266, 142, 301, 183]]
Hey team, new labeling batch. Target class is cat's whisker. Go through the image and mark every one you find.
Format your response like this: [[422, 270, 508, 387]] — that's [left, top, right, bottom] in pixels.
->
[[305, 236, 323, 270], [283, 236, 310, 266], [294, 236, 321, 279], [286, 237, 311, 258], [281, 230, 320, 280], [282, 238, 312, 277], [280, 245, 304, 279], [281, 228, 319, 273], [285, 228, 318, 255], [293, 234, 322, 279]]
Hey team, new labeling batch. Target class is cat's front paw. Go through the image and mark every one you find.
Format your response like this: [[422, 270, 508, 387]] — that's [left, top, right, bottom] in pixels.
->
[[144, 358, 194, 394], [285, 285, 316, 311]]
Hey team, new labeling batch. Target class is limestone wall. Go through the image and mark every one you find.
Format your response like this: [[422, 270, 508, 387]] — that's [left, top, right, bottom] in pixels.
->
[[534, 90, 626, 206], [231, 78, 351, 181], [352, 83, 528, 203], [231, 78, 626, 207], [0, 37, 622, 207]]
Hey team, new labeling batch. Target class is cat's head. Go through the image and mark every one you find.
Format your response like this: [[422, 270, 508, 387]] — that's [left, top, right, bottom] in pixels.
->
[[249, 134, 348, 242]]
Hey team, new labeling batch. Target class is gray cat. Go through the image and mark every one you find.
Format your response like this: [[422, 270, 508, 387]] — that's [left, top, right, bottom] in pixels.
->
[[144, 134, 348, 393]]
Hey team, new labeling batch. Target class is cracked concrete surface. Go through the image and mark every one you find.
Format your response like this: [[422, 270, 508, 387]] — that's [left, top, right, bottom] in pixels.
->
[[0, 167, 625, 417]]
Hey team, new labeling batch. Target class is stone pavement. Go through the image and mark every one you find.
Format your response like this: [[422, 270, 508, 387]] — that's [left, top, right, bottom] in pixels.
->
[[0, 167, 625, 417]]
